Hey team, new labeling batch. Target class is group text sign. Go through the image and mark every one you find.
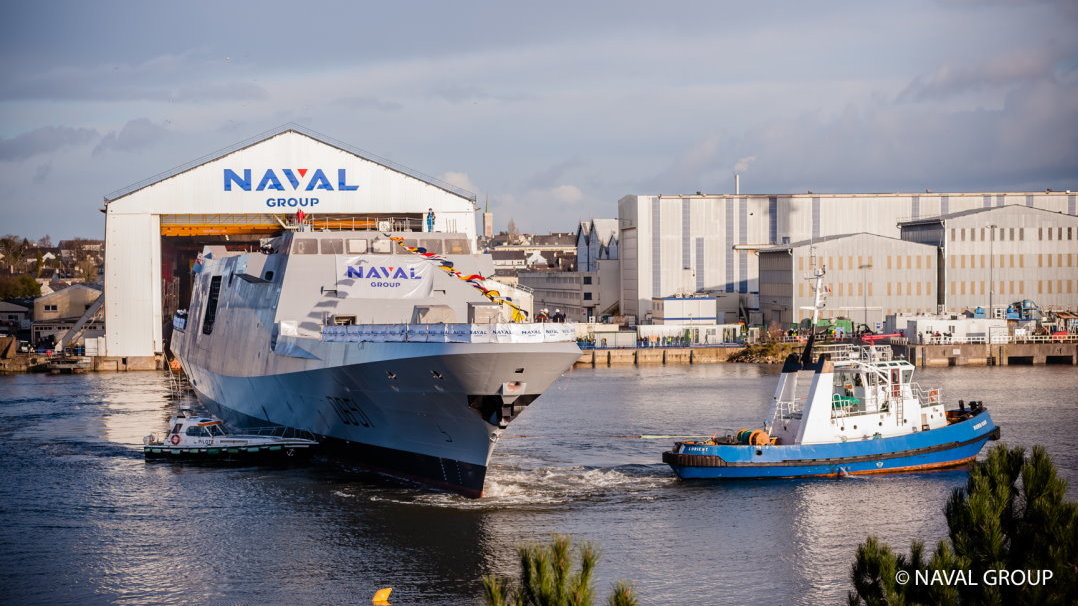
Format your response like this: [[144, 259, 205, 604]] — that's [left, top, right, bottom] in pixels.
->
[[335, 255, 434, 299]]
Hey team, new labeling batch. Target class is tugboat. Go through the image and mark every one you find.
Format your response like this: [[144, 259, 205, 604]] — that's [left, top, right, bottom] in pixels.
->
[[144, 409, 318, 462], [662, 269, 1000, 480]]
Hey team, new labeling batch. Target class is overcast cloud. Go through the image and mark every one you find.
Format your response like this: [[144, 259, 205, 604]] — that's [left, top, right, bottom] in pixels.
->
[[1, 0, 1075, 240]]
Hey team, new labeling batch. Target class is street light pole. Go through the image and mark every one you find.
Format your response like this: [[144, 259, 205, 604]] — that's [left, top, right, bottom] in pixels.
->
[[988, 224, 996, 318], [860, 263, 872, 329]]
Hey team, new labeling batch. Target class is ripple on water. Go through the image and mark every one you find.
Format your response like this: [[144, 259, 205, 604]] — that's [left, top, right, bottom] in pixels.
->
[[359, 463, 678, 510]]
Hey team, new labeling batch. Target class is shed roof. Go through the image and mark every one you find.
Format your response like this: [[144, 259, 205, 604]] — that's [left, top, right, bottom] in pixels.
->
[[758, 232, 932, 252], [105, 124, 476, 203], [898, 204, 1077, 226]]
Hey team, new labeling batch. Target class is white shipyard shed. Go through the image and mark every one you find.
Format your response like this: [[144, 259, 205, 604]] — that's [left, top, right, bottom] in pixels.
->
[[102, 125, 477, 365]]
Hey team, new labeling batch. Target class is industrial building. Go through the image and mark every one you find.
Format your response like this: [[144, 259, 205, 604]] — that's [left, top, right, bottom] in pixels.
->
[[650, 296, 723, 325], [899, 205, 1078, 315], [618, 192, 1076, 321], [101, 125, 477, 366], [758, 233, 938, 328], [518, 219, 620, 322]]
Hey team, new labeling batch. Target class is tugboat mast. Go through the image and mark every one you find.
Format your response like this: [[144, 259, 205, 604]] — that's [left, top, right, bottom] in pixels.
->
[[800, 266, 827, 367]]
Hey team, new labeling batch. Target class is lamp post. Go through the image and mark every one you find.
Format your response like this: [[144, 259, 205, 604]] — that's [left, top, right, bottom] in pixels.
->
[[859, 263, 872, 329], [987, 224, 997, 318]]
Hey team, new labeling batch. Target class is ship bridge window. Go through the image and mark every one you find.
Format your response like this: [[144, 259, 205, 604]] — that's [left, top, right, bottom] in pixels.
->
[[420, 240, 443, 254], [201, 276, 223, 335], [207, 425, 224, 436], [320, 239, 344, 254], [347, 239, 369, 254], [292, 239, 318, 255], [445, 239, 469, 254], [185, 426, 209, 437]]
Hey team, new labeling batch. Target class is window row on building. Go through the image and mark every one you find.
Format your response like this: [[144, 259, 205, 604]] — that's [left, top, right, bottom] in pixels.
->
[[948, 253, 1076, 269], [950, 225, 1076, 243], [795, 254, 936, 272], [948, 280, 1077, 296]]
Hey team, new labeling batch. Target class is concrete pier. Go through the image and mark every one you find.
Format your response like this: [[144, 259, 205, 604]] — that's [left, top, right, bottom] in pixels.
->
[[904, 343, 1078, 367], [574, 347, 744, 367]]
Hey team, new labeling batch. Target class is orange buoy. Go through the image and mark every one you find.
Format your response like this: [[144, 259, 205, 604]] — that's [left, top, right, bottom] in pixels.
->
[[372, 587, 393, 604]]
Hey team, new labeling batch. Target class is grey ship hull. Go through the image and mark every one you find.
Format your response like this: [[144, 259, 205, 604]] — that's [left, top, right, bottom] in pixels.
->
[[178, 339, 580, 496]]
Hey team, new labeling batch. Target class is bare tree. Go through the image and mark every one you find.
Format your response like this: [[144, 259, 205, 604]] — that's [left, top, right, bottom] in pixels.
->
[[507, 218, 520, 244]]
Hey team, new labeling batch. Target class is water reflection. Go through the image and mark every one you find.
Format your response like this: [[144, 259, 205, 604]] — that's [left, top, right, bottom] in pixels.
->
[[1, 364, 1075, 605]]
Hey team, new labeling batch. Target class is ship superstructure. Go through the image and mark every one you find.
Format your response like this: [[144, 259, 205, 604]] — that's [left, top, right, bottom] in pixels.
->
[[170, 229, 580, 496]]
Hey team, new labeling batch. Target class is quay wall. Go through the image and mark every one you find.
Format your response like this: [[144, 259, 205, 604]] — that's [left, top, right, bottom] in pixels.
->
[[574, 347, 744, 367], [576, 343, 1077, 368], [896, 343, 1077, 367]]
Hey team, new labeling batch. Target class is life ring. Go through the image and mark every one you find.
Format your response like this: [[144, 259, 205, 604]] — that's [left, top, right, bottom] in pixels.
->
[[928, 389, 939, 403], [170, 434, 181, 445]]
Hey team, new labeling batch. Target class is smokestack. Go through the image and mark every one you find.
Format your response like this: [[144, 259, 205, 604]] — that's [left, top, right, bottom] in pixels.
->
[[735, 174, 740, 195]]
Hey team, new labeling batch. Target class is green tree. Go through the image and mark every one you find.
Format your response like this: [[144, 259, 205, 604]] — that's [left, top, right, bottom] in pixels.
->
[[848, 444, 1078, 605], [482, 535, 638, 606], [0, 235, 30, 274], [0, 275, 41, 299]]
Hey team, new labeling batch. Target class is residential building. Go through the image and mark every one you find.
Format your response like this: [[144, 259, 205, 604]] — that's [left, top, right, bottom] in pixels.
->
[[31, 284, 104, 345], [519, 220, 621, 322]]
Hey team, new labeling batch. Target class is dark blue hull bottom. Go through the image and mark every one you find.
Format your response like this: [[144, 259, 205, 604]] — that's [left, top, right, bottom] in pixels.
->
[[663, 412, 1000, 480], [201, 398, 487, 497]]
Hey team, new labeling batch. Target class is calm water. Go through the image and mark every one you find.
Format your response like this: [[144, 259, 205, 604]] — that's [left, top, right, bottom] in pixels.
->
[[1, 365, 1075, 605]]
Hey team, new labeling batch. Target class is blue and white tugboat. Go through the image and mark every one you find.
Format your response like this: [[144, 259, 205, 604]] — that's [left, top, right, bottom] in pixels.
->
[[144, 409, 318, 462], [663, 269, 1000, 480]]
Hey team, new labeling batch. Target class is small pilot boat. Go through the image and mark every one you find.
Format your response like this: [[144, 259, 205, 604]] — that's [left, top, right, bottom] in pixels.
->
[[143, 409, 318, 462], [662, 269, 1000, 480]]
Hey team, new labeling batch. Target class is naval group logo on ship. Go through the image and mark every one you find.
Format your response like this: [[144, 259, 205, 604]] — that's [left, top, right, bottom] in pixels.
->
[[335, 255, 434, 299], [222, 168, 360, 208]]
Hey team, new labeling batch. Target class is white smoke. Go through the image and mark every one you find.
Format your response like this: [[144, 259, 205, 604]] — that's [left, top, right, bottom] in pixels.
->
[[734, 155, 757, 173]]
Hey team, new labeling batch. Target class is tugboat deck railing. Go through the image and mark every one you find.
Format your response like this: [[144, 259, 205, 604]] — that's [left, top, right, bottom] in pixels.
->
[[817, 343, 894, 363]]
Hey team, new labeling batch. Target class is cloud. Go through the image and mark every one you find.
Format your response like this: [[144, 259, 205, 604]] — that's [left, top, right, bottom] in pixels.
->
[[900, 46, 1067, 101], [550, 184, 583, 204], [93, 118, 168, 155], [334, 96, 403, 111], [439, 171, 480, 196], [525, 157, 585, 189], [645, 133, 726, 192], [0, 52, 266, 103], [32, 163, 51, 184], [0, 125, 97, 161]]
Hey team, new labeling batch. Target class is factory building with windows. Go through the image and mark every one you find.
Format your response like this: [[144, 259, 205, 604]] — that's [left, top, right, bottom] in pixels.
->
[[618, 192, 1076, 322], [899, 205, 1078, 316], [758, 233, 938, 328], [101, 125, 477, 366]]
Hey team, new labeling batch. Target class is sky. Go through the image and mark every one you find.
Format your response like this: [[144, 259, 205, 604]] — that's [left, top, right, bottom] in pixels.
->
[[1, 0, 1076, 241]]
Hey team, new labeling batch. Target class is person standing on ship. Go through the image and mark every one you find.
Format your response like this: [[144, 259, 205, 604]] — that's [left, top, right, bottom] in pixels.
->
[[426, 208, 435, 232]]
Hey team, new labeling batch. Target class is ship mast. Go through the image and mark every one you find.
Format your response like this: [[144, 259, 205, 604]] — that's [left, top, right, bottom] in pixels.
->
[[800, 266, 826, 366]]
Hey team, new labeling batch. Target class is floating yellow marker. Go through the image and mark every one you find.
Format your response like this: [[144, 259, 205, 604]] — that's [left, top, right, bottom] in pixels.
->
[[372, 587, 392, 604]]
